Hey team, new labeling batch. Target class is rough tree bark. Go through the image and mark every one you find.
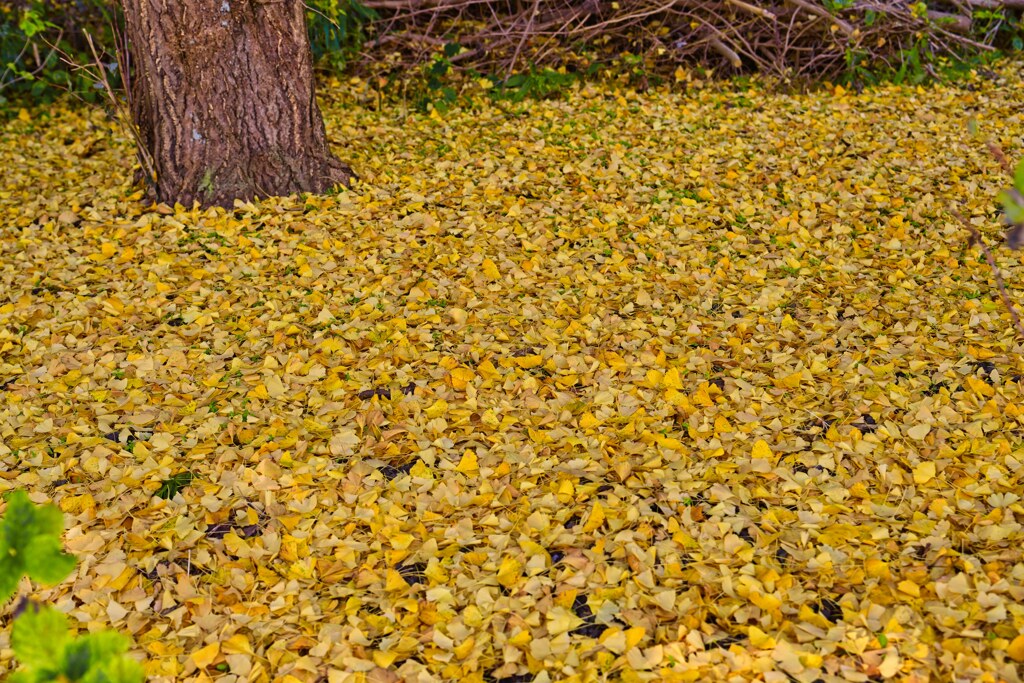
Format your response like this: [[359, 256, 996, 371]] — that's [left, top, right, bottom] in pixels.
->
[[120, 0, 353, 207]]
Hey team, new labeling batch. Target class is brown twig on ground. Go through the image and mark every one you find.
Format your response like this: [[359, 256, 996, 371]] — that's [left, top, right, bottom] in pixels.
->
[[49, 27, 157, 190], [988, 142, 1013, 175], [951, 209, 1024, 339]]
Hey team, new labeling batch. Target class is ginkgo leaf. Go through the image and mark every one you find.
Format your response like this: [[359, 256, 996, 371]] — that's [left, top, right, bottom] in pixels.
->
[[189, 642, 220, 669], [748, 626, 776, 649], [546, 606, 582, 635], [329, 430, 359, 456], [913, 461, 936, 484], [751, 439, 774, 460], [4, 64, 1024, 683], [447, 366, 475, 390], [481, 258, 501, 280], [456, 450, 479, 473], [906, 424, 931, 440], [496, 557, 522, 588], [1008, 635, 1024, 662], [264, 373, 287, 399], [582, 503, 605, 532], [662, 367, 683, 390]]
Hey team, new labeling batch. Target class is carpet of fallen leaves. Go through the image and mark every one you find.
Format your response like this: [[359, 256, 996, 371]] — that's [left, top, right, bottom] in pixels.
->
[[2, 61, 1024, 683]]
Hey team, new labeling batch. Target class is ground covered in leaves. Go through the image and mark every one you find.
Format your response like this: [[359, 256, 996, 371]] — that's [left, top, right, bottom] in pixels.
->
[[2, 62, 1024, 683]]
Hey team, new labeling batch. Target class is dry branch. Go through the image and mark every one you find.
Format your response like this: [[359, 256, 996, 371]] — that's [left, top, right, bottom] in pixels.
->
[[709, 35, 744, 66], [927, 10, 971, 33], [784, 0, 853, 34], [358, 0, 1018, 81], [961, 0, 1024, 8], [726, 0, 779, 21], [951, 209, 1024, 339]]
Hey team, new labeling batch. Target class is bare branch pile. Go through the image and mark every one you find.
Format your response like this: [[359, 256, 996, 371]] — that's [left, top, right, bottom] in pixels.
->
[[359, 0, 1022, 81]]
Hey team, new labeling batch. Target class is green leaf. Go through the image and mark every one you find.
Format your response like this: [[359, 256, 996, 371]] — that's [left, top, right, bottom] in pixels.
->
[[11, 605, 70, 670], [1014, 158, 1024, 194], [0, 557, 20, 603], [77, 632, 144, 683], [155, 471, 194, 499], [65, 637, 96, 680], [23, 534, 78, 584], [17, 9, 52, 37], [80, 629, 132, 660], [0, 490, 77, 602], [999, 189, 1024, 224], [87, 655, 146, 683]]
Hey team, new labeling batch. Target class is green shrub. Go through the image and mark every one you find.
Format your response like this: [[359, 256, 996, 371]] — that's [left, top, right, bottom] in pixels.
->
[[0, 0, 117, 106], [307, 0, 377, 73]]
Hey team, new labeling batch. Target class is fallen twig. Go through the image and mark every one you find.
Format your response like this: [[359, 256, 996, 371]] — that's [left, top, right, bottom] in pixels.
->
[[951, 209, 1024, 339]]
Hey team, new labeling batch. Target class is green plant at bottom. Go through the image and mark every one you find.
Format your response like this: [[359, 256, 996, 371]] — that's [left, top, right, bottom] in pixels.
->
[[1, 490, 145, 683], [1001, 158, 1024, 248]]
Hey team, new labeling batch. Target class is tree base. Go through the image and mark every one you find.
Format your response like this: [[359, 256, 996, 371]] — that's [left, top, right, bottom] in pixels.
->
[[122, 0, 350, 208]]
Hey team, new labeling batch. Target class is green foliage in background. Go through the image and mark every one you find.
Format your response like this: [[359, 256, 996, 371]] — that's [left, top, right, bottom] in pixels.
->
[[1, 0, 119, 105], [0, 0, 375, 108], [307, 0, 377, 73], [839, 7, 1021, 87], [0, 0, 1020, 111]]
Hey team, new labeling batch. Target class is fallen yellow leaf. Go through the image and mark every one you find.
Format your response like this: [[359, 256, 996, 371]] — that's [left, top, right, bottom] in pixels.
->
[[913, 461, 936, 484], [751, 439, 774, 460], [189, 642, 220, 669], [481, 258, 501, 280], [496, 556, 523, 588], [456, 449, 479, 473]]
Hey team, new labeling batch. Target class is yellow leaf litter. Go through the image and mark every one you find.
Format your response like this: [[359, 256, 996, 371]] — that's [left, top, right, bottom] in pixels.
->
[[1, 61, 1024, 682]]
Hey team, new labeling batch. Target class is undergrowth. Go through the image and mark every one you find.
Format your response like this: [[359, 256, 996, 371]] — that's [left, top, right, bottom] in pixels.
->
[[1, 0, 1022, 114]]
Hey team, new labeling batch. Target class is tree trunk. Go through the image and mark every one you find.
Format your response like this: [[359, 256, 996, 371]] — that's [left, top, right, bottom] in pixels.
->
[[120, 0, 353, 208]]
